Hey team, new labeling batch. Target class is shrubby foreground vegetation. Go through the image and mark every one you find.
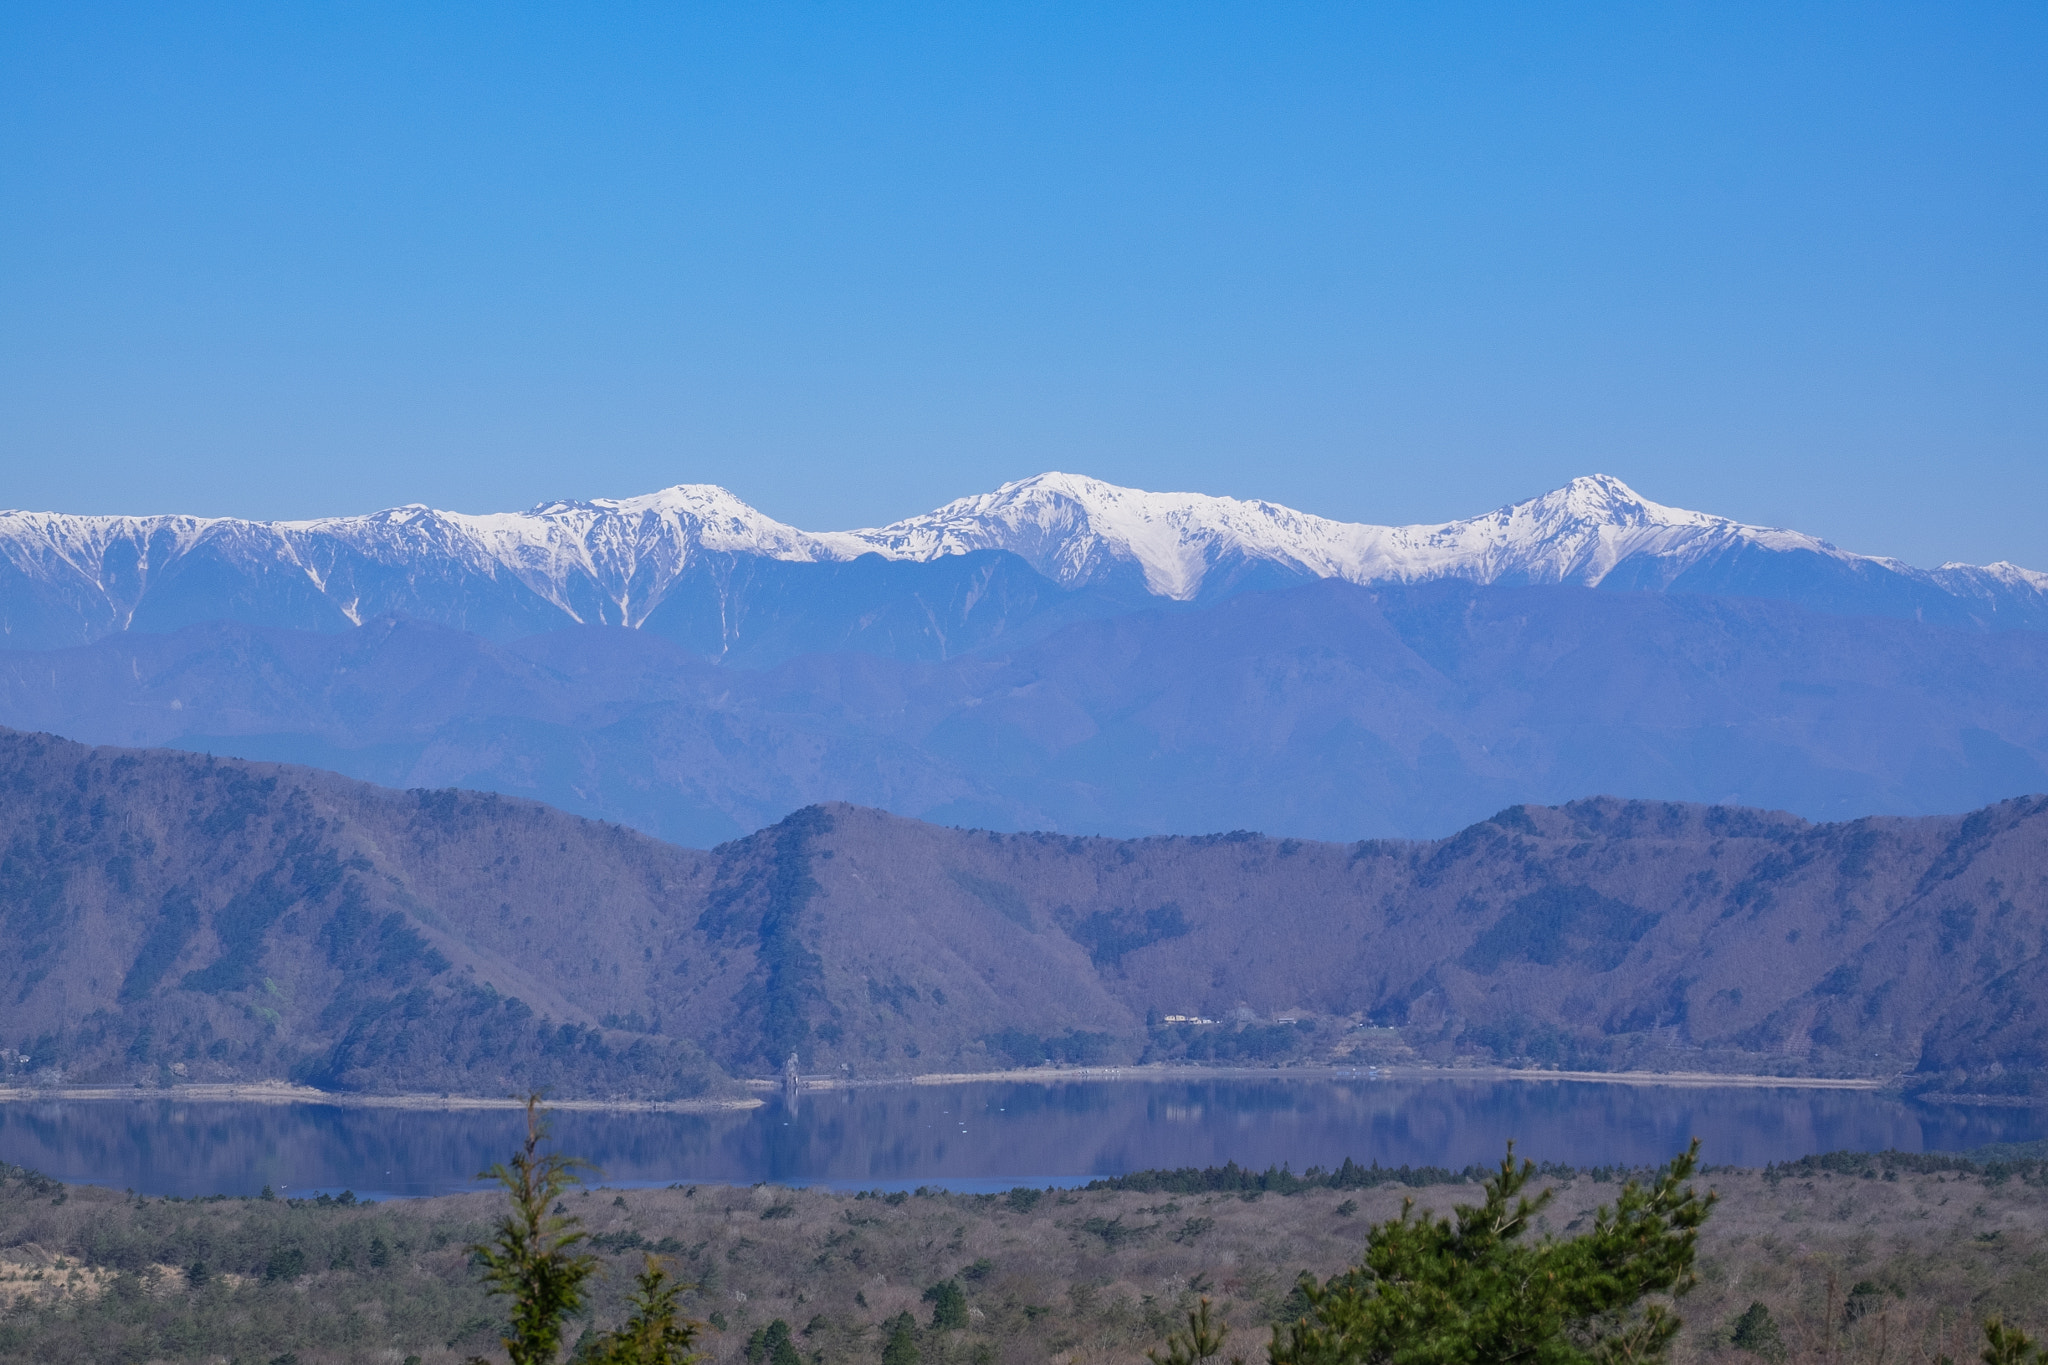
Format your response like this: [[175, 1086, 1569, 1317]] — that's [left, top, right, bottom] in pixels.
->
[[3, 1129, 2048, 1365]]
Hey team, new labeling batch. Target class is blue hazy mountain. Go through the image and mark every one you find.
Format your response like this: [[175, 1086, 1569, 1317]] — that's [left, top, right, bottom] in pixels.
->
[[1, 578, 2042, 845]]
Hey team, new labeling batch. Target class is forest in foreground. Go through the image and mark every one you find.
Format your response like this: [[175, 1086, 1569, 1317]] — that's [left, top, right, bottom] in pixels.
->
[[3, 1145, 2047, 1365]]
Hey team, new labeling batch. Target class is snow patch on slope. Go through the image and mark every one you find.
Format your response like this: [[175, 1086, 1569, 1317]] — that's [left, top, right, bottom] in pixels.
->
[[835, 472, 1852, 600], [1, 473, 2042, 639]]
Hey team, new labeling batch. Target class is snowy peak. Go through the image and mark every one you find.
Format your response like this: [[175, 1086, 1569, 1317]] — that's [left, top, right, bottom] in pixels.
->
[[0, 483, 844, 642], [1485, 473, 1835, 557], [289, 483, 827, 561], [0, 472, 2042, 648], [1522, 473, 1708, 527], [385, 484, 833, 624], [839, 471, 1386, 598], [1376, 474, 1842, 591], [837, 471, 1849, 601]]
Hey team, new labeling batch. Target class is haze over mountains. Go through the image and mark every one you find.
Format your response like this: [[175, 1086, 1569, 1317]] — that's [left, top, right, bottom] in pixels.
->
[[5, 730, 2044, 1101], [1, 584, 2044, 846], [1, 473, 2044, 843]]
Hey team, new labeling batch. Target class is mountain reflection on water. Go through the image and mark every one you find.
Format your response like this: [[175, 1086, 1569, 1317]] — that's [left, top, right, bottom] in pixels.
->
[[2, 1077, 2041, 1200]]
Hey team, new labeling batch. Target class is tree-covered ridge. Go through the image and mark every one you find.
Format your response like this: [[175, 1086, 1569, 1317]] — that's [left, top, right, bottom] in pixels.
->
[[6, 726, 2048, 1098]]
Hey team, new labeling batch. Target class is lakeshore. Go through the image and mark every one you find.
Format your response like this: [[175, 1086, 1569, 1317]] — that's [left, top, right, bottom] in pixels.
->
[[876, 1062, 1894, 1093], [0, 1081, 764, 1112], [1, 1069, 2035, 1202], [0, 1063, 1897, 1111]]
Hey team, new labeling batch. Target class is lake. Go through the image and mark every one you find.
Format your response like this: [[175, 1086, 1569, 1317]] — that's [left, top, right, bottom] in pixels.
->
[[2, 1076, 2041, 1200]]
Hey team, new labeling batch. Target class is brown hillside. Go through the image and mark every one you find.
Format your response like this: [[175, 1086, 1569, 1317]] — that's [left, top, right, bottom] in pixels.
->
[[0, 729, 730, 1099], [786, 798, 2048, 1095], [0, 728, 2044, 1098]]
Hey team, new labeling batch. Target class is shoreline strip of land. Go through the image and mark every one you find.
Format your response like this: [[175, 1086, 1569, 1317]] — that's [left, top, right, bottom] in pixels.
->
[[0, 1063, 1892, 1111], [0, 1081, 765, 1112], [891, 1063, 1889, 1090]]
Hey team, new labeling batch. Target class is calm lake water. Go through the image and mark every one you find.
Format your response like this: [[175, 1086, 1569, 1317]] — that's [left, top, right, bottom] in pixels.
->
[[3, 1076, 2042, 1200]]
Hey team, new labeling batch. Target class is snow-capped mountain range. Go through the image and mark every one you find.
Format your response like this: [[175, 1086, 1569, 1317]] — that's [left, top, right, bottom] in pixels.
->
[[848, 471, 2048, 604], [2, 473, 2044, 651]]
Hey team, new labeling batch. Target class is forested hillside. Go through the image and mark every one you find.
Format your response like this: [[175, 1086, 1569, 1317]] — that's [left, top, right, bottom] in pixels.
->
[[0, 728, 2044, 1099]]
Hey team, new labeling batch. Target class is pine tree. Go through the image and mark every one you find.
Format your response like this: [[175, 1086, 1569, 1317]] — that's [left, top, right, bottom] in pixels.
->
[[583, 1258, 706, 1365], [1986, 1319, 2047, 1365], [1177, 1140, 1719, 1365], [923, 1279, 968, 1330], [1730, 1301, 1784, 1361], [881, 1312, 921, 1365], [745, 1319, 801, 1365], [466, 1095, 599, 1365], [1148, 1298, 1239, 1365]]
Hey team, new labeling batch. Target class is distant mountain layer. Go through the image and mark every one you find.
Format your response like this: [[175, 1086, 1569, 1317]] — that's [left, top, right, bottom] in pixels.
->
[[2, 579, 2043, 845], [3, 728, 2045, 1100], [3, 473, 2044, 652]]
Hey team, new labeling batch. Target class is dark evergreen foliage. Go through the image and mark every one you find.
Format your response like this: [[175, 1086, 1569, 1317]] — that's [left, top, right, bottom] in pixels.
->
[[922, 1278, 968, 1330], [119, 886, 201, 1001], [1069, 903, 1192, 969], [984, 1027, 1117, 1067], [742, 1318, 801, 1365], [880, 1311, 921, 1365], [1460, 885, 1660, 975], [1729, 1301, 1784, 1359], [1088, 1155, 1577, 1196], [1763, 1147, 2048, 1186], [1261, 1142, 1714, 1365], [700, 807, 833, 1069], [1987, 1319, 2048, 1365], [464, 1097, 599, 1365]]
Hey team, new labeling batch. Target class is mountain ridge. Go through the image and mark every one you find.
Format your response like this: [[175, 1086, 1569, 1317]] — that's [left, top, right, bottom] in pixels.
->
[[6, 473, 2045, 650], [4, 578, 2044, 846], [2, 726, 2045, 1102]]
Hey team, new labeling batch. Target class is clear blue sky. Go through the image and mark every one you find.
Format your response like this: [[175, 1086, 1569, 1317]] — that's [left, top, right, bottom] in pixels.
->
[[2, 3, 2043, 568]]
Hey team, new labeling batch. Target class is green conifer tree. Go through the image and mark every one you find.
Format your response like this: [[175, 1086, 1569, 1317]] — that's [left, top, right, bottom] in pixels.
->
[[1147, 1297, 1238, 1365], [769, 1321, 802, 1365], [466, 1095, 599, 1365], [881, 1311, 921, 1365], [923, 1278, 969, 1330], [584, 1257, 706, 1365], [1729, 1301, 1784, 1361], [745, 1319, 801, 1365], [1155, 1141, 1715, 1365], [1986, 1319, 2047, 1365]]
